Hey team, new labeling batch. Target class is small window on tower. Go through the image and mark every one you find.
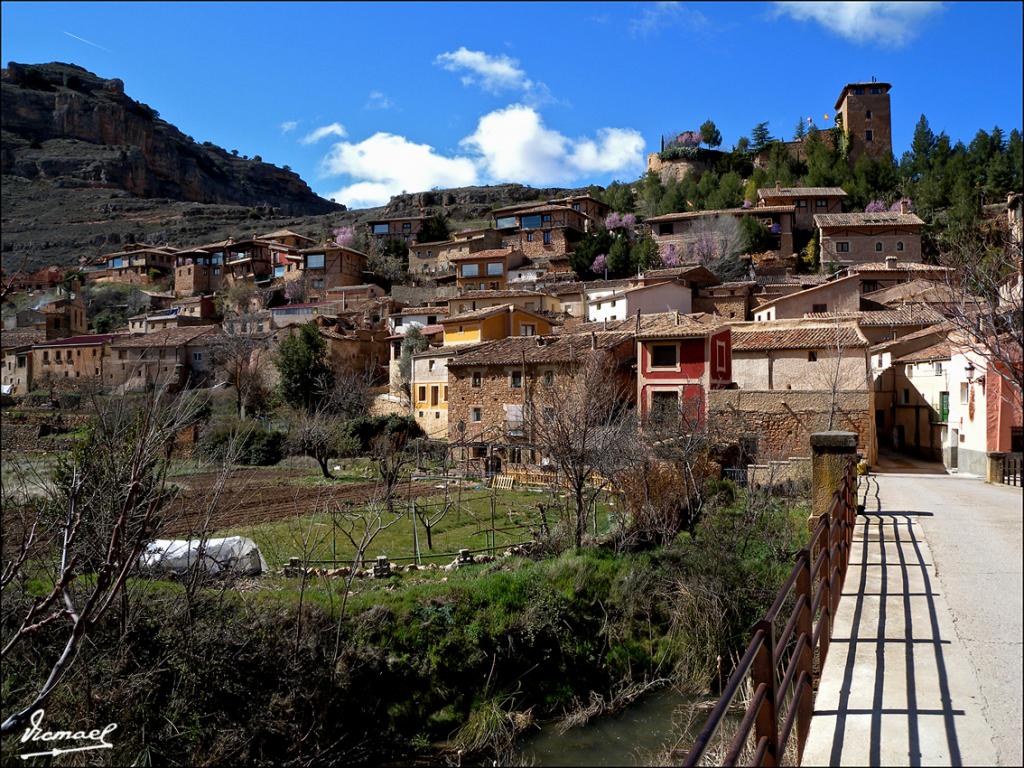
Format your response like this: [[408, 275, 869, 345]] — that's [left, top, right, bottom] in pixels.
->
[[866, 110, 873, 119], [865, 130, 874, 143]]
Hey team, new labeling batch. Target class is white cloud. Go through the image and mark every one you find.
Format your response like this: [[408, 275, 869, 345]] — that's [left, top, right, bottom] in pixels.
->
[[435, 47, 532, 94], [365, 90, 396, 110], [629, 2, 708, 38], [773, 1, 943, 46], [300, 122, 347, 145], [280, 120, 298, 134], [322, 132, 478, 208], [319, 107, 643, 209], [461, 105, 644, 186]]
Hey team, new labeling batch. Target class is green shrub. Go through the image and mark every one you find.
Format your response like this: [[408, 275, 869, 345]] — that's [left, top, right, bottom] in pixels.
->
[[343, 414, 424, 453], [200, 418, 284, 466]]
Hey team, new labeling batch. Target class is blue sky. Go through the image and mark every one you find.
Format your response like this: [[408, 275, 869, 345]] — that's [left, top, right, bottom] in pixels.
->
[[2, 2, 1021, 209]]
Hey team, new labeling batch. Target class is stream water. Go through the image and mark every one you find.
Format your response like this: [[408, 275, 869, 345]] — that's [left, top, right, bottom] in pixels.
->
[[515, 688, 712, 767]]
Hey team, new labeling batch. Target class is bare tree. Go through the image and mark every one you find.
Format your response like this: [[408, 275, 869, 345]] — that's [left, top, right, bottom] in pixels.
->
[[689, 215, 749, 281], [529, 352, 633, 549], [0, 386, 206, 733], [329, 496, 404, 666], [209, 318, 272, 418], [940, 224, 1023, 399], [287, 408, 356, 479]]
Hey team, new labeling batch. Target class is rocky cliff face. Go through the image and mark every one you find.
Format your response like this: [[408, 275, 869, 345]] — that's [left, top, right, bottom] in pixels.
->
[[1, 62, 341, 215], [1, 62, 597, 272]]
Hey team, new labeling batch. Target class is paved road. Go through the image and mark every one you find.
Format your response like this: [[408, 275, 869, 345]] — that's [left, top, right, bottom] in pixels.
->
[[804, 472, 1023, 766]]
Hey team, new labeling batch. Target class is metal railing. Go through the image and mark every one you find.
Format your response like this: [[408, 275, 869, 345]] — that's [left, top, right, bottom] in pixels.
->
[[1004, 455, 1022, 487], [683, 459, 858, 767]]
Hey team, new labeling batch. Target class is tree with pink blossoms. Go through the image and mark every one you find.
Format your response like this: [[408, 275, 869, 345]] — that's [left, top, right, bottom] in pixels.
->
[[660, 244, 681, 267], [889, 198, 913, 212], [604, 212, 636, 231], [591, 254, 608, 275], [864, 200, 888, 213], [333, 226, 356, 247]]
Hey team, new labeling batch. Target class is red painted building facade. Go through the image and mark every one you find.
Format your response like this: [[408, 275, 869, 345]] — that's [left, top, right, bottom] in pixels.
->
[[635, 316, 732, 426]]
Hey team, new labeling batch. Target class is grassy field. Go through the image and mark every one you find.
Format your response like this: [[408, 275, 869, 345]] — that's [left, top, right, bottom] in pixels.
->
[[217, 481, 621, 567]]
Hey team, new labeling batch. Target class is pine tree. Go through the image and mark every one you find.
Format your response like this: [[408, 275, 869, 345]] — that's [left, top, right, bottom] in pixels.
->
[[793, 118, 807, 141], [700, 119, 723, 150], [750, 122, 774, 153]]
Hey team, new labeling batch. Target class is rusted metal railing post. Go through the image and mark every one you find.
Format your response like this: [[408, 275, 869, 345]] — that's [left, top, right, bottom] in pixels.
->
[[751, 619, 779, 766], [796, 553, 814, 760]]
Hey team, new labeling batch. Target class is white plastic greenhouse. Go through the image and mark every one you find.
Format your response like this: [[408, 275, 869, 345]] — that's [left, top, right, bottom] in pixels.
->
[[139, 536, 268, 576]]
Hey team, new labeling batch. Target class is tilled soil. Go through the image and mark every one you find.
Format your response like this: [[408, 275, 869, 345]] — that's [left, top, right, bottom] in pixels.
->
[[161, 468, 438, 536]]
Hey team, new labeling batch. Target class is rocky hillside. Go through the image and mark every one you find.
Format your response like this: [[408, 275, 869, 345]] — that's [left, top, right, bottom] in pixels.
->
[[1, 62, 591, 271], [2, 62, 341, 214]]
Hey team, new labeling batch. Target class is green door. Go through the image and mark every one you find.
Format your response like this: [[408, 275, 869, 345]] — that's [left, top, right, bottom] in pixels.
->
[[939, 391, 950, 423]]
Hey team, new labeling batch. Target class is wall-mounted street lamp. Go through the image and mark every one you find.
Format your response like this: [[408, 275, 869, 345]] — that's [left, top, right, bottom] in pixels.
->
[[964, 361, 976, 383]]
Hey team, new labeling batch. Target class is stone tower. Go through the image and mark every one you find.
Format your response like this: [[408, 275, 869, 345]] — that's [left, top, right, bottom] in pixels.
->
[[834, 80, 892, 164]]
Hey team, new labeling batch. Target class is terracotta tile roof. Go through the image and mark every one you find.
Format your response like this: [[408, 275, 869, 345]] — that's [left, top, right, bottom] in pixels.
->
[[504, 203, 580, 216], [412, 341, 491, 359], [758, 186, 848, 199], [893, 340, 952, 364], [2, 329, 47, 350], [109, 327, 216, 348], [647, 206, 795, 223], [259, 229, 315, 242], [490, 200, 548, 214], [447, 332, 634, 368], [455, 289, 545, 300], [633, 312, 724, 340], [864, 279, 960, 305], [756, 274, 829, 286], [34, 333, 124, 348], [814, 212, 924, 228], [870, 323, 951, 354], [802, 307, 946, 326], [448, 247, 519, 263], [397, 306, 449, 316], [732, 325, 868, 351], [410, 324, 445, 337], [441, 304, 512, 323], [848, 262, 950, 273], [442, 304, 552, 324], [544, 282, 585, 295]]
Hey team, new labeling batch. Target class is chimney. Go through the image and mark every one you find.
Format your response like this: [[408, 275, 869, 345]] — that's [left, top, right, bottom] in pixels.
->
[[775, 180, 782, 191], [590, 331, 597, 350], [899, 199, 910, 215], [635, 308, 641, 333], [674, 311, 680, 326], [885, 255, 898, 269]]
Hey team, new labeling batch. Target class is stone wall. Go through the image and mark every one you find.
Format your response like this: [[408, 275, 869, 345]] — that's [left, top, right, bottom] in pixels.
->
[[709, 389, 876, 464], [693, 291, 750, 320]]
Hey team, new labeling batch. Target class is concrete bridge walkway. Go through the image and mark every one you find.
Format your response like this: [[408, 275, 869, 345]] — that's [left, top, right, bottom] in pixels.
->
[[803, 471, 1023, 766]]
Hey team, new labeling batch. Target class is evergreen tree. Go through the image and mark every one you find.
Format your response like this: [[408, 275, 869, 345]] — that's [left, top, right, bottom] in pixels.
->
[[706, 171, 744, 210], [700, 119, 723, 150], [606, 235, 632, 276], [907, 114, 936, 180], [602, 181, 636, 213], [750, 122, 774, 153], [793, 118, 807, 141], [569, 229, 613, 277], [275, 322, 334, 413], [416, 213, 451, 244], [629, 236, 662, 273], [637, 171, 666, 217]]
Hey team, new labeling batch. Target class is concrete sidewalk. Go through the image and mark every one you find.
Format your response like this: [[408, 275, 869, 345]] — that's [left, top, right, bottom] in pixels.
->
[[803, 473, 1023, 767]]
